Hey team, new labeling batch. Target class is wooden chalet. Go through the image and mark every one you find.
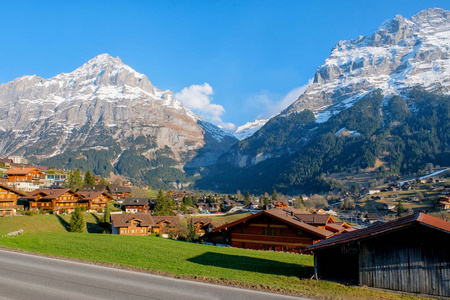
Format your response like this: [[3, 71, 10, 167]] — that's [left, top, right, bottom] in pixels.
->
[[294, 213, 335, 229], [77, 191, 113, 212], [111, 213, 153, 236], [0, 183, 25, 216], [111, 213, 180, 236], [24, 188, 81, 214], [307, 213, 450, 298], [206, 209, 334, 253], [272, 199, 289, 209], [109, 185, 132, 201], [435, 199, 450, 210], [152, 216, 180, 234], [122, 197, 150, 213], [187, 217, 225, 237], [5, 167, 45, 183]]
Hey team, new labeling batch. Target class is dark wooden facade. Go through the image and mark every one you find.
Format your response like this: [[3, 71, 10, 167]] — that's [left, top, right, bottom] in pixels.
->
[[0, 184, 25, 216], [308, 213, 450, 297], [207, 209, 333, 253]]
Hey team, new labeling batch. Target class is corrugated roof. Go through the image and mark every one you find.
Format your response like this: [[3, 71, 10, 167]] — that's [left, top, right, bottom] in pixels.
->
[[307, 213, 450, 251]]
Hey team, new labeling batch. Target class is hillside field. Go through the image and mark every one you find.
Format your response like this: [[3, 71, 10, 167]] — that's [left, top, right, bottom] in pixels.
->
[[0, 214, 428, 300]]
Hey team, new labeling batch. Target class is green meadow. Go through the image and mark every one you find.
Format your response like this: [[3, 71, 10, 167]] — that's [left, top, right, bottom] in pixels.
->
[[0, 214, 425, 300]]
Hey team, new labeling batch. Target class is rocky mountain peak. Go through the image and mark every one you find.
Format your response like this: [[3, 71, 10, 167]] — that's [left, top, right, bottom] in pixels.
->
[[411, 7, 450, 29], [284, 7, 450, 121]]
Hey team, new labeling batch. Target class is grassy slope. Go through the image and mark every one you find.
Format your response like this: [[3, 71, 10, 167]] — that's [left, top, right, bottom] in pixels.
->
[[0, 215, 425, 300]]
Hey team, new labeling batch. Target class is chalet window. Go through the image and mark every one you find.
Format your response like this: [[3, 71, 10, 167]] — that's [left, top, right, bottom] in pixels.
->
[[262, 228, 268, 235], [296, 229, 303, 236], [241, 227, 245, 234], [270, 228, 276, 236]]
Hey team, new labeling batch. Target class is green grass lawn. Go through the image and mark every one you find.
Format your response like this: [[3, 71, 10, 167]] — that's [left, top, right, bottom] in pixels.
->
[[0, 214, 426, 300]]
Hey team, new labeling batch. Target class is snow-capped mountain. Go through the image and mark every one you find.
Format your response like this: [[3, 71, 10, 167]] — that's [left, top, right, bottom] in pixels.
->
[[0, 54, 237, 187], [233, 119, 268, 140], [285, 8, 450, 121], [199, 8, 450, 193]]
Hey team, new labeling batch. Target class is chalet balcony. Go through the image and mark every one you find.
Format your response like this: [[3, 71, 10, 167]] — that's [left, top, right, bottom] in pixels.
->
[[230, 233, 313, 245]]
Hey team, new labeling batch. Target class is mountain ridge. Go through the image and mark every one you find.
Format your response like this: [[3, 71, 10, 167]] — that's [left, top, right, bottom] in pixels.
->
[[0, 54, 237, 189], [198, 8, 450, 193]]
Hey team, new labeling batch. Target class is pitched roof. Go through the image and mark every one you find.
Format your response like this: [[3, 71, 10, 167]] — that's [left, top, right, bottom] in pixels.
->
[[24, 189, 78, 200], [80, 185, 108, 193], [122, 198, 150, 206], [78, 191, 112, 201], [5, 167, 44, 175], [294, 213, 333, 226], [307, 213, 450, 251], [212, 209, 333, 239], [0, 183, 26, 196], [111, 213, 154, 227]]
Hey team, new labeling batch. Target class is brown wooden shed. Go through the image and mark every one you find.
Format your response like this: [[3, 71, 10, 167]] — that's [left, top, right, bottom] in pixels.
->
[[306, 213, 450, 298]]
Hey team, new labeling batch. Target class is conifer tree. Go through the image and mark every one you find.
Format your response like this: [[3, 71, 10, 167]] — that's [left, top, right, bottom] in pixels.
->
[[244, 191, 251, 206], [271, 189, 278, 202], [397, 199, 405, 217], [154, 189, 175, 216], [66, 169, 83, 190], [69, 207, 85, 232], [102, 205, 110, 224], [84, 170, 96, 186]]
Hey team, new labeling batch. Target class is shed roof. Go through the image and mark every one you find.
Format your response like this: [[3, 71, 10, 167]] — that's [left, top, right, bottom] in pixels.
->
[[307, 213, 450, 251]]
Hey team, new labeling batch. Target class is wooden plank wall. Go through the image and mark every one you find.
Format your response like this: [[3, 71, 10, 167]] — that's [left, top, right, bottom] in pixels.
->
[[359, 229, 450, 297]]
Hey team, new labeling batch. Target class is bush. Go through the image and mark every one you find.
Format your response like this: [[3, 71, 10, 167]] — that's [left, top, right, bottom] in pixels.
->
[[25, 210, 35, 216]]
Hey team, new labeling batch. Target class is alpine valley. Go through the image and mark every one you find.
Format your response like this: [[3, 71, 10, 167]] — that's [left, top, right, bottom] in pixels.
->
[[0, 54, 237, 189], [1, 8, 450, 194], [198, 8, 450, 193]]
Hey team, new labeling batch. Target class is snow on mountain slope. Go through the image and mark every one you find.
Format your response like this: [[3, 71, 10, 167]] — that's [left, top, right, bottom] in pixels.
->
[[284, 8, 450, 122], [233, 119, 269, 140], [0, 54, 236, 180]]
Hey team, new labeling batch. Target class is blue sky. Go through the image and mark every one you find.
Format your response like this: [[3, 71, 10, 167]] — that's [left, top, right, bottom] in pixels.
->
[[1, 1, 449, 130]]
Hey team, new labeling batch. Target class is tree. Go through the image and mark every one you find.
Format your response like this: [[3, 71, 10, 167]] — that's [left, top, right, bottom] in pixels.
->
[[98, 177, 110, 186], [271, 189, 278, 203], [244, 191, 251, 206], [69, 207, 85, 232], [154, 189, 175, 216], [66, 169, 83, 190], [101, 206, 110, 225], [84, 170, 96, 186], [294, 195, 305, 209], [186, 219, 198, 242], [397, 200, 405, 217]]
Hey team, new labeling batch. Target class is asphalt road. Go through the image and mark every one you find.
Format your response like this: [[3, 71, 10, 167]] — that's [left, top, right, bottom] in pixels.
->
[[0, 249, 309, 300]]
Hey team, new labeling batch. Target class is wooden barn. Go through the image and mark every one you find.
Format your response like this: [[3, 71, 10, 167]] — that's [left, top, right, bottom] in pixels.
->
[[306, 213, 450, 298]]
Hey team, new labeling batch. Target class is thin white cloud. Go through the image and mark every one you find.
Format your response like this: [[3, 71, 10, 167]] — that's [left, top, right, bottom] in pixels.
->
[[247, 79, 312, 119], [175, 83, 235, 130]]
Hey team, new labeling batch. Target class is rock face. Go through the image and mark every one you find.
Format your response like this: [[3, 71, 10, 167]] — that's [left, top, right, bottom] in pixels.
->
[[198, 8, 450, 194], [285, 8, 450, 121], [0, 54, 237, 188], [224, 8, 450, 168]]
